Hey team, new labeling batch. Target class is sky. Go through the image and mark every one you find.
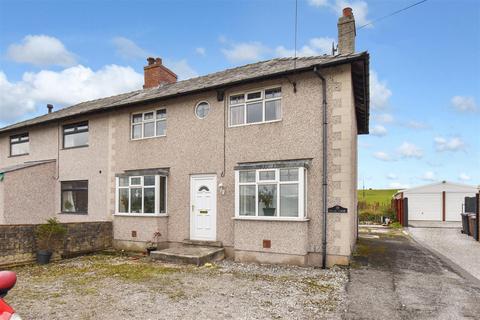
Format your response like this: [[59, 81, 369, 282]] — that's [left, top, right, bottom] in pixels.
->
[[0, 0, 479, 189]]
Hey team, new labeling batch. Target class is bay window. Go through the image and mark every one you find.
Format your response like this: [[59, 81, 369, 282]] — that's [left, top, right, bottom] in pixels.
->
[[229, 87, 282, 127], [235, 167, 306, 219], [116, 175, 167, 215]]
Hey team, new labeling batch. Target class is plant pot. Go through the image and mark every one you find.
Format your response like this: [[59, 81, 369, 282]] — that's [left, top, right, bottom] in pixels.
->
[[263, 208, 276, 216], [146, 247, 157, 255], [36, 250, 52, 265]]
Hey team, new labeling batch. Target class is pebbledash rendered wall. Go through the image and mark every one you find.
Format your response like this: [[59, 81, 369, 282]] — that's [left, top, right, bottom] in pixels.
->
[[111, 65, 358, 267], [0, 221, 113, 267]]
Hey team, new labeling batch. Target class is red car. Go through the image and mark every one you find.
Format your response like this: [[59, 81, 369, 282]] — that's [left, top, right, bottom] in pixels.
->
[[0, 271, 21, 320]]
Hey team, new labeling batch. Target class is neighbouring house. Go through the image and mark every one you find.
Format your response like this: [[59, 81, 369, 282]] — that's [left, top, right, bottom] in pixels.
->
[[0, 8, 369, 267], [394, 181, 479, 224]]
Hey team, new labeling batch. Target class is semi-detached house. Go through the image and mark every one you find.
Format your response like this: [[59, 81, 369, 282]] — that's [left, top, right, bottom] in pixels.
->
[[0, 8, 369, 267]]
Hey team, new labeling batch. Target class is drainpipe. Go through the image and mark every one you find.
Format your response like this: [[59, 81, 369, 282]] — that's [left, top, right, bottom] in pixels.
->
[[313, 65, 328, 269]]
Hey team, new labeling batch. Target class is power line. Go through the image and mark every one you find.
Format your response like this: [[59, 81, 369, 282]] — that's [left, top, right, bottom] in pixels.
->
[[338, 0, 429, 38], [358, 0, 428, 30]]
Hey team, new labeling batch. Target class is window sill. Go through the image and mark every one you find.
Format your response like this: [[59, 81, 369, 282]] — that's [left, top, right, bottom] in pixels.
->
[[131, 135, 166, 141], [114, 213, 169, 218], [233, 216, 309, 222], [8, 153, 29, 158], [59, 211, 88, 215], [62, 145, 89, 150], [229, 119, 282, 129]]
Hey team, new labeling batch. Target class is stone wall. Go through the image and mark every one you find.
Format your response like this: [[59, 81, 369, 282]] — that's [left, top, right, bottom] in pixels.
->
[[0, 221, 112, 267]]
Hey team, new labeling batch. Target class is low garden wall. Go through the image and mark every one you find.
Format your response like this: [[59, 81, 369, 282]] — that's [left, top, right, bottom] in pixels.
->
[[0, 221, 112, 267]]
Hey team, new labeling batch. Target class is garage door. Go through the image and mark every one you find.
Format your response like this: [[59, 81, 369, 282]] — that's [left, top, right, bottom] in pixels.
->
[[407, 193, 442, 221], [446, 192, 474, 221]]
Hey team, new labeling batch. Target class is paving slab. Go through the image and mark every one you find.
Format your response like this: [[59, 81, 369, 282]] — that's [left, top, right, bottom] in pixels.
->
[[151, 245, 224, 266]]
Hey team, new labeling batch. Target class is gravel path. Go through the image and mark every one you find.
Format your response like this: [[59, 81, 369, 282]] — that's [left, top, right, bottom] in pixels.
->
[[5, 254, 348, 320]]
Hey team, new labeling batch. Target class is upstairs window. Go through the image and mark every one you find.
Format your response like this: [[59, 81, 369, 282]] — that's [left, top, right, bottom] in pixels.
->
[[116, 175, 167, 215], [131, 109, 166, 139], [229, 87, 282, 127], [10, 133, 29, 156], [63, 122, 89, 149]]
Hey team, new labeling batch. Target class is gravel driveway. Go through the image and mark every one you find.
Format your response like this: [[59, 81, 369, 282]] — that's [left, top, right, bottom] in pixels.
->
[[408, 225, 480, 281], [346, 225, 480, 320], [5, 254, 347, 320]]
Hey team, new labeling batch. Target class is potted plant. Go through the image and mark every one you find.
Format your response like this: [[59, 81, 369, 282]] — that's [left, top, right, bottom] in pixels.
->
[[145, 231, 162, 255], [35, 218, 67, 265], [259, 189, 276, 216]]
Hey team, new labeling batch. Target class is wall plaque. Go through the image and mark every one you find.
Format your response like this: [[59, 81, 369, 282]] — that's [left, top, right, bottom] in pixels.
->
[[328, 205, 348, 213]]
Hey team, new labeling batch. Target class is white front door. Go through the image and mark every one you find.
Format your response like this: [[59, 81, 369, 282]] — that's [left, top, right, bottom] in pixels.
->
[[190, 175, 217, 241]]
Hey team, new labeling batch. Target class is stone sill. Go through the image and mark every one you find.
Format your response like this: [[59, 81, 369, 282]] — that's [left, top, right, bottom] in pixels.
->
[[233, 217, 309, 222], [113, 213, 169, 218]]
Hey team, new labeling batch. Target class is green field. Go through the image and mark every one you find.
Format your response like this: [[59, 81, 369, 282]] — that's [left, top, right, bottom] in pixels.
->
[[357, 189, 398, 206]]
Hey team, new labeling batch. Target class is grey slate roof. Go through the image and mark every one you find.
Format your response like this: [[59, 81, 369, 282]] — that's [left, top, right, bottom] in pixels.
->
[[0, 52, 369, 134], [0, 159, 56, 174]]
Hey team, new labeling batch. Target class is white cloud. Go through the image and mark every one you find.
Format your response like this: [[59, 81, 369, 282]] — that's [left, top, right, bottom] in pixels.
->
[[370, 71, 392, 110], [308, 0, 371, 26], [373, 151, 393, 162], [0, 65, 143, 123], [451, 96, 477, 112], [459, 173, 471, 181], [386, 173, 397, 180], [6, 35, 76, 67], [434, 137, 465, 152], [358, 140, 371, 148], [221, 41, 269, 63], [165, 59, 198, 80], [308, 0, 329, 6], [420, 171, 436, 181], [405, 120, 429, 129], [397, 142, 423, 159], [112, 37, 149, 59], [275, 37, 335, 57], [195, 47, 206, 56], [370, 124, 387, 137], [374, 113, 394, 124], [389, 182, 409, 189], [334, 1, 371, 26]]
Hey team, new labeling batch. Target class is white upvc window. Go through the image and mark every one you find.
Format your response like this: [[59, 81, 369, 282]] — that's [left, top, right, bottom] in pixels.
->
[[235, 167, 306, 219], [115, 175, 167, 215], [131, 109, 167, 140], [229, 87, 282, 127]]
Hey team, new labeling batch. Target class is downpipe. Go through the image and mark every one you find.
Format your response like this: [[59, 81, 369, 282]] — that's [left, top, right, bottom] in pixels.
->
[[314, 65, 328, 269]]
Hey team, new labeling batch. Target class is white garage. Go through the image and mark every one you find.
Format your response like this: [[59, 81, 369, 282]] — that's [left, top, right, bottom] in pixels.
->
[[394, 181, 478, 222]]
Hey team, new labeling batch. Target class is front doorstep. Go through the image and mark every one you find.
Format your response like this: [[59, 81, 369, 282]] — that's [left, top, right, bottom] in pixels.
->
[[150, 246, 225, 266], [183, 239, 223, 248]]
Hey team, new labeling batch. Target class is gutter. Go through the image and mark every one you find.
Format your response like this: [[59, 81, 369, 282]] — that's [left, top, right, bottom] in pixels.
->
[[313, 65, 328, 269]]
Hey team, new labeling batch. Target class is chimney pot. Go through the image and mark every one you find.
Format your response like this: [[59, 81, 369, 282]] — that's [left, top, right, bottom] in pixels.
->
[[343, 7, 353, 17], [47, 104, 53, 113], [143, 56, 177, 89]]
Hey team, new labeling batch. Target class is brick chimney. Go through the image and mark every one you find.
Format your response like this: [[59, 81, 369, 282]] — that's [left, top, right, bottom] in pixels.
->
[[337, 7, 356, 55], [143, 57, 177, 89]]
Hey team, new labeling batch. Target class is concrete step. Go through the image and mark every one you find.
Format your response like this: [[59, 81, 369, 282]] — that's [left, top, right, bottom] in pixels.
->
[[150, 245, 225, 266], [182, 239, 223, 248]]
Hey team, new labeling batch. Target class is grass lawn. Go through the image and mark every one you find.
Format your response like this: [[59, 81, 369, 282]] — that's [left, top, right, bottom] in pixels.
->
[[357, 189, 398, 206]]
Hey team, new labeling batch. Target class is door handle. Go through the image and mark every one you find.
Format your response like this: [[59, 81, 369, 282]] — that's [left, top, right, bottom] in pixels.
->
[[192, 205, 195, 212]]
